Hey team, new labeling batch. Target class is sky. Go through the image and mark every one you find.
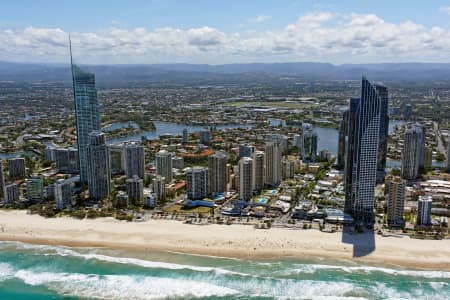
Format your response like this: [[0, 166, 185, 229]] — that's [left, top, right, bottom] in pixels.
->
[[1, 0, 450, 64]]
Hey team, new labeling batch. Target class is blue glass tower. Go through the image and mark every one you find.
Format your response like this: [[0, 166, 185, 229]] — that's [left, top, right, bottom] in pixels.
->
[[344, 77, 382, 225], [70, 40, 101, 183]]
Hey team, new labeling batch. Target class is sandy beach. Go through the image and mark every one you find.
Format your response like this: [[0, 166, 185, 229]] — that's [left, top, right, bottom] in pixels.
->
[[0, 210, 449, 271]]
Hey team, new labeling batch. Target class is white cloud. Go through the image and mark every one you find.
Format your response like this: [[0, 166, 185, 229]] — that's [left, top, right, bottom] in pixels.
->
[[1, 12, 450, 64], [248, 15, 272, 23], [439, 6, 450, 15]]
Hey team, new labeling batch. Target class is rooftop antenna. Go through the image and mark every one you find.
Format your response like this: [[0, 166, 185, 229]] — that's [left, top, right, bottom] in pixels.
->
[[69, 34, 73, 66]]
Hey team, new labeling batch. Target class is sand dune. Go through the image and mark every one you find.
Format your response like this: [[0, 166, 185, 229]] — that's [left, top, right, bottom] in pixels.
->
[[0, 210, 449, 271]]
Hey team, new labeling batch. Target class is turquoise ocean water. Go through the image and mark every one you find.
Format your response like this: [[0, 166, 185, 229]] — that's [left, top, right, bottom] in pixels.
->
[[0, 241, 448, 299]]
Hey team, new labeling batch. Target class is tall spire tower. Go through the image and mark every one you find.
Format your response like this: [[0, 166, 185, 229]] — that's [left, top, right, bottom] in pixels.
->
[[70, 36, 101, 183]]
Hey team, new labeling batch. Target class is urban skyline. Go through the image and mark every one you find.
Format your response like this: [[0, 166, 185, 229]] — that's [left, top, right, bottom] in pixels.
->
[[0, 3, 449, 298]]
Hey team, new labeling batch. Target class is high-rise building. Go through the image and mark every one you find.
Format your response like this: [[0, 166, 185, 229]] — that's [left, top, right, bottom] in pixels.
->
[[375, 83, 389, 183], [208, 152, 228, 195], [26, 176, 44, 203], [282, 159, 295, 179], [71, 57, 101, 183], [385, 176, 406, 228], [416, 124, 426, 171], [447, 138, 450, 173], [293, 134, 301, 148], [172, 156, 184, 169], [4, 183, 19, 205], [417, 195, 432, 226], [253, 151, 265, 192], [266, 134, 288, 152], [8, 158, 26, 178], [124, 142, 145, 179], [152, 175, 166, 203], [337, 110, 349, 169], [301, 124, 318, 162], [108, 144, 125, 175], [319, 149, 332, 162], [155, 150, 173, 183], [239, 157, 253, 201], [126, 176, 144, 206], [239, 144, 256, 158], [401, 125, 423, 180], [0, 160, 5, 200], [186, 167, 209, 200], [182, 128, 188, 144], [424, 146, 432, 170], [265, 142, 281, 187], [199, 129, 211, 145], [87, 131, 111, 200], [344, 77, 383, 224], [54, 148, 79, 174], [55, 179, 73, 210], [404, 104, 413, 120]]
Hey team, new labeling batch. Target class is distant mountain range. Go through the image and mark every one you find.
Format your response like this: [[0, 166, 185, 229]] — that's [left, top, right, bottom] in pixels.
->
[[1, 61, 450, 86]]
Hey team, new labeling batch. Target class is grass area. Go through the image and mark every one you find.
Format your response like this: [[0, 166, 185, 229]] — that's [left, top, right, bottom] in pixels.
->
[[163, 204, 213, 214], [225, 101, 317, 110]]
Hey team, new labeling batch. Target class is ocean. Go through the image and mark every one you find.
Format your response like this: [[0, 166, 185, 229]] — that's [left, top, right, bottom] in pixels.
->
[[0, 241, 448, 299]]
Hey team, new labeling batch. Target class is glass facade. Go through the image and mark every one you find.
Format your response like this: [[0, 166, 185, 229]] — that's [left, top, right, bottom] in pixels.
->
[[71, 64, 101, 183]]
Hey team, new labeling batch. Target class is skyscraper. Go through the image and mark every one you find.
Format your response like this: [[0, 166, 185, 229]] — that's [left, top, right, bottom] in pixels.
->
[[199, 129, 211, 145], [253, 151, 265, 192], [26, 176, 44, 203], [401, 125, 423, 180], [265, 141, 281, 187], [0, 160, 5, 200], [344, 77, 383, 224], [385, 176, 406, 228], [109, 144, 125, 175], [55, 179, 73, 210], [155, 150, 173, 183], [208, 152, 228, 195], [447, 138, 450, 173], [124, 142, 145, 179], [337, 110, 349, 169], [417, 195, 432, 226], [182, 128, 188, 144], [424, 146, 432, 170], [186, 167, 209, 200], [4, 183, 19, 205], [152, 175, 166, 203], [416, 124, 426, 171], [293, 134, 301, 148], [375, 83, 389, 183], [239, 157, 253, 201], [282, 158, 295, 179], [8, 158, 26, 178], [126, 176, 144, 206], [54, 148, 79, 174], [71, 42, 101, 183], [87, 131, 111, 200], [301, 124, 318, 162], [239, 144, 256, 158]]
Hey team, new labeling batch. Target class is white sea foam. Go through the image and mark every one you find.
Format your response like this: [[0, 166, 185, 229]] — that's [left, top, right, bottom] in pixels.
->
[[229, 277, 364, 300], [12, 269, 238, 299], [0, 241, 245, 276], [283, 263, 450, 279], [0, 262, 14, 281]]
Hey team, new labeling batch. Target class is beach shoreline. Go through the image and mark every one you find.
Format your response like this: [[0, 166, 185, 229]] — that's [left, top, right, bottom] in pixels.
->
[[0, 210, 449, 271]]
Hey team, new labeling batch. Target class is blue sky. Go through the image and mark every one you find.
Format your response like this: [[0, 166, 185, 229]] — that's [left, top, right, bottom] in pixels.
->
[[1, 0, 450, 64]]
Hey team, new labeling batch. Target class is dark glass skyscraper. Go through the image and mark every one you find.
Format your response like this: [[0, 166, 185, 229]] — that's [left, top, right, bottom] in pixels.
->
[[337, 110, 349, 169], [344, 77, 383, 225], [71, 45, 101, 183], [375, 84, 389, 183]]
